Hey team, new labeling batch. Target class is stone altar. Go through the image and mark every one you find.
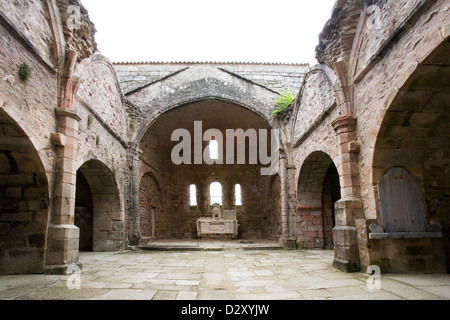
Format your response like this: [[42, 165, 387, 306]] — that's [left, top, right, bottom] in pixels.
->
[[197, 204, 239, 239]]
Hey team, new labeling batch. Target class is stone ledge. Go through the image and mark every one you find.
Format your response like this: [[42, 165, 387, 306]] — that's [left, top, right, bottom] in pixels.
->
[[369, 232, 443, 240]]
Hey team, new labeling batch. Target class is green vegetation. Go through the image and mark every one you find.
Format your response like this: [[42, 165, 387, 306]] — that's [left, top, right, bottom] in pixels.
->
[[19, 62, 32, 81], [272, 90, 295, 117], [87, 115, 93, 128]]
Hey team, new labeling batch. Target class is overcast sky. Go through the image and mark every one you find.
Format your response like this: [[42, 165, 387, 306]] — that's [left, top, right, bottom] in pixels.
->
[[82, 0, 336, 65]]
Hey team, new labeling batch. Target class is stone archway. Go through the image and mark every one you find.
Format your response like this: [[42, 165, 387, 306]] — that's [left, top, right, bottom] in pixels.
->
[[76, 160, 124, 252], [372, 38, 450, 273], [139, 172, 168, 241], [296, 151, 341, 249], [0, 110, 49, 274], [136, 98, 276, 241], [263, 174, 282, 240]]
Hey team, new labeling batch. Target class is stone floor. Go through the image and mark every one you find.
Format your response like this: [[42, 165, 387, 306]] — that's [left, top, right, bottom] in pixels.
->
[[1, 240, 450, 300]]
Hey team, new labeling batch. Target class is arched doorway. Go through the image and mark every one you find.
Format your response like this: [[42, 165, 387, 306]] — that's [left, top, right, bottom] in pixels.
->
[[372, 38, 450, 273], [75, 160, 124, 252], [263, 174, 282, 240], [0, 110, 49, 274], [139, 172, 167, 239], [75, 171, 93, 251], [296, 151, 341, 249]]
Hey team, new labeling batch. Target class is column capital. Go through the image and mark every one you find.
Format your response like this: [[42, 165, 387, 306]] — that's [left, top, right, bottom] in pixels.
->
[[332, 116, 357, 134], [55, 107, 81, 121]]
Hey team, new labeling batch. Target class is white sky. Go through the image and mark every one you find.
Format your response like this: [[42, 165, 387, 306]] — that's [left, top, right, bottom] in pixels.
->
[[82, 0, 336, 65]]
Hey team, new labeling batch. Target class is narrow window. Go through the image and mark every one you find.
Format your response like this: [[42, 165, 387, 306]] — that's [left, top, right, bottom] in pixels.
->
[[235, 184, 242, 206], [209, 139, 219, 160], [190, 184, 197, 206], [210, 182, 222, 205]]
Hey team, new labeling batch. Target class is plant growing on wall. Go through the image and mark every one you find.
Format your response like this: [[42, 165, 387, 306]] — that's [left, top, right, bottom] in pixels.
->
[[112, 164, 117, 178], [87, 115, 93, 128], [19, 62, 32, 81], [272, 89, 295, 117]]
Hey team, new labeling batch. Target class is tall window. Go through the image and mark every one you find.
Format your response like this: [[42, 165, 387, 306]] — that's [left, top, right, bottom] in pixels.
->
[[209, 139, 218, 160], [189, 184, 197, 206], [235, 184, 242, 206], [210, 182, 222, 205]]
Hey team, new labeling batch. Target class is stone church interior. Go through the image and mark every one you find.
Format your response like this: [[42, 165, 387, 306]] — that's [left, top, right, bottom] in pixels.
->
[[0, 0, 449, 278]]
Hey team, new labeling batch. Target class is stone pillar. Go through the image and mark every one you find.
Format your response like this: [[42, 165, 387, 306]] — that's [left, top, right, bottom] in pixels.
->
[[331, 116, 363, 272], [198, 182, 208, 217], [222, 181, 232, 209], [128, 145, 142, 246], [287, 164, 297, 238], [45, 107, 82, 275], [280, 151, 296, 249]]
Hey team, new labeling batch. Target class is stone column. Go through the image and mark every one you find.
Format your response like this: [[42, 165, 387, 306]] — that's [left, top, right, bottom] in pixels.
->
[[222, 181, 232, 209], [128, 145, 142, 246], [287, 164, 297, 238], [45, 107, 82, 275], [331, 116, 363, 272], [279, 151, 296, 249]]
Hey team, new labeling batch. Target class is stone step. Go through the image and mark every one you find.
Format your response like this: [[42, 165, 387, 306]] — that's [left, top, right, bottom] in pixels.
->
[[138, 240, 283, 251]]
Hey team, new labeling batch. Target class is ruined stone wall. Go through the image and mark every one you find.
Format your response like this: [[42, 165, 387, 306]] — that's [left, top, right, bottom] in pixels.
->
[[353, 0, 449, 219], [166, 164, 268, 239], [304, 0, 450, 273], [0, 0, 129, 271], [139, 172, 168, 238], [75, 59, 128, 193], [114, 62, 308, 146], [0, 22, 57, 176], [265, 175, 282, 240], [0, 0, 55, 66], [0, 4, 58, 274], [316, 0, 364, 67], [114, 62, 308, 95], [289, 66, 336, 145], [353, 0, 424, 80], [0, 0, 448, 275], [74, 57, 129, 251], [77, 61, 128, 139], [138, 156, 274, 240]]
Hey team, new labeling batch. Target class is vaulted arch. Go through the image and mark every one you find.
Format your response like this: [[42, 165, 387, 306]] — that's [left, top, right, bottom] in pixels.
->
[[136, 98, 276, 240], [135, 77, 276, 144], [296, 151, 341, 249], [0, 109, 49, 274], [371, 36, 450, 273], [75, 159, 124, 252]]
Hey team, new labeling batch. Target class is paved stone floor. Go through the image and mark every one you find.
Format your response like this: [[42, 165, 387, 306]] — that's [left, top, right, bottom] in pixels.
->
[[1, 241, 450, 300]]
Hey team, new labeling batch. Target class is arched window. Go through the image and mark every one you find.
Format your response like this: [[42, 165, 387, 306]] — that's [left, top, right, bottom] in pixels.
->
[[235, 184, 242, 206], [189, 184, 197, 206], [210, 182, 222, 205], [209, 139, 219, 160]]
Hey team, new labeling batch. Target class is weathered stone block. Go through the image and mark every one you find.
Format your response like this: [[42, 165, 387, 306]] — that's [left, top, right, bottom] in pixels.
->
[[93, 240, 115, 252], [333, 226, 358, 246], [28, 234, 45, 248], [47, 238, 79, 252], [377, 167, 427, 232], [47, 224, 80, 240]]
